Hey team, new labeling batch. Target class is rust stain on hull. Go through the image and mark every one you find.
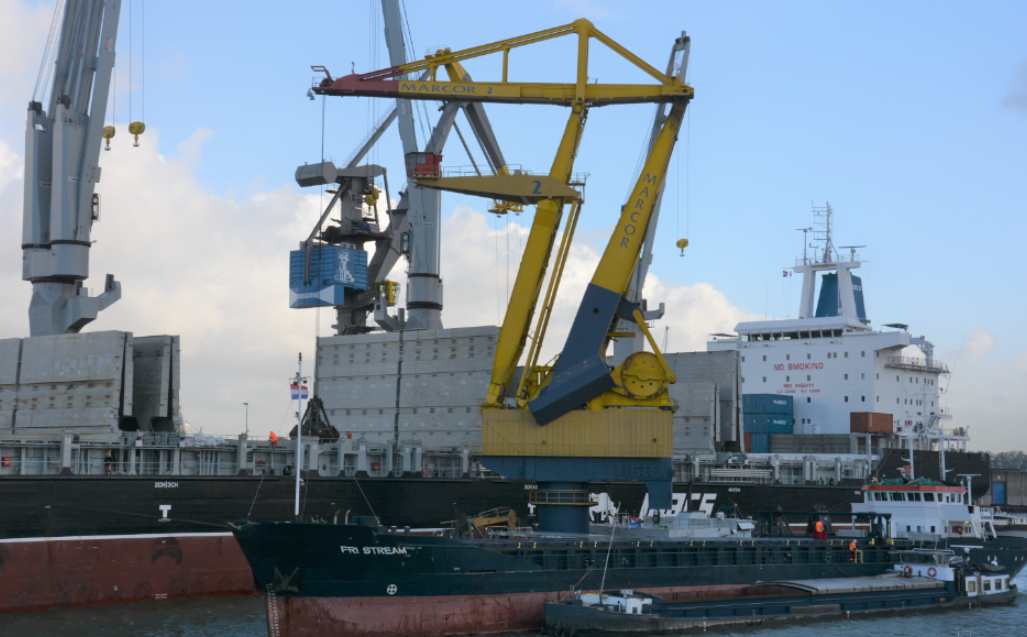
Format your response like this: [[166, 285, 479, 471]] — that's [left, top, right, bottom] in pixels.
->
[[0, 535, 256, 613], [271, 584, 753, 637]]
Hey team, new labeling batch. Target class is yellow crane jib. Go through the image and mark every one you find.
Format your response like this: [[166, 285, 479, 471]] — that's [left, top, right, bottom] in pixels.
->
[[411, 174, 581, 206], [528, 100, 688, 425], [311, 19, 692, 107]]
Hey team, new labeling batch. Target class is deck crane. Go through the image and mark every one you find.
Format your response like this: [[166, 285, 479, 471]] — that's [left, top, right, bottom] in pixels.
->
[[314, 20, 693, 533], [291, 0, 515, 333], [22, 0, 124, 336]]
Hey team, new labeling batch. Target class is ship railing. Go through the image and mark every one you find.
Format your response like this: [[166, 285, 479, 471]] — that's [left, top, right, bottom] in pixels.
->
[[885, 356, 950, 374], [139, 432, 183, 448]]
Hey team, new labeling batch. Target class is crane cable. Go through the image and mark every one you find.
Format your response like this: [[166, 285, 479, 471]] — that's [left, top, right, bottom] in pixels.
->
[[33, 0, 65, 104]]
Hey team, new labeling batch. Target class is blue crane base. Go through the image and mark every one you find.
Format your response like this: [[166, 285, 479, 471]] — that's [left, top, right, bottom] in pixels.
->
[[530, 284, 635, 425], [483, 456, 673, 534]]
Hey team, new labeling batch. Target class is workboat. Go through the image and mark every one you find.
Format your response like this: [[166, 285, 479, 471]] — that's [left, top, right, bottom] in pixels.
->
[[542, 549, 1017, 636]]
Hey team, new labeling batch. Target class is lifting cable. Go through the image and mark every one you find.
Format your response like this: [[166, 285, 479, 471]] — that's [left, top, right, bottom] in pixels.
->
[[128, 0, 132, 121], [33, 0, 64, 104], [493, 213, 502, 323]]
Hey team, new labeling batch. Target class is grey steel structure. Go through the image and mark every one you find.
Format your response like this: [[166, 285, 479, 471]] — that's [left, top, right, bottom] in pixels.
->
[[22, 0, 123, 337], [0, 331, 180, 441], [295, 0, 511, 334]]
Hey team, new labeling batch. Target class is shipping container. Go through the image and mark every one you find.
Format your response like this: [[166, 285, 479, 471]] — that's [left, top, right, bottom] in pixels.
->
[[742, 394, 794, 416], [744, 413, 792, 434], [743, 433, 752, 453], [289, 246, 368, 308], [850, 412, 894, 435], [750, 433, 770, 453]]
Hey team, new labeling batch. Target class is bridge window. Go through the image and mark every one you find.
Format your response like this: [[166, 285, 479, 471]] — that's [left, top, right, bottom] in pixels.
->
[[845, 373, 849, 380], [983, 580, 991, 592], [891, 493, 904, 501], [763, 355, 767, 361], [924, 493, 934, 502], [909, 493, 922, 502], [875, 492, 886, 501], [968, 581, 976, 593]]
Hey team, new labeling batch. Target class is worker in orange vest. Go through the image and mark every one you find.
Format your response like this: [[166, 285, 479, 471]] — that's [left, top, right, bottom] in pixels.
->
[[814, 520, 824, 540], [849, 540, 858, 562], [269, 431, 278, 450]]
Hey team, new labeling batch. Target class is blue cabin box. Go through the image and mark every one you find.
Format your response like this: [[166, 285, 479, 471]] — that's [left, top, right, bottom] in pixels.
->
[[289, 246, 368, 308]]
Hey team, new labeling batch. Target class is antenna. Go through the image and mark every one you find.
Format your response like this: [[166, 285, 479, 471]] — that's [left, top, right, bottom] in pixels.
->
[[838, 245, 866, 262], [795, 227, 813, 265], [811, 202, 835, 263]]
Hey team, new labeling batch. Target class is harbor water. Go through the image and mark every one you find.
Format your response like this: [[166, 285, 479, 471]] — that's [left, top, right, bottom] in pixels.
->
[[1, 571, 1023, 637]]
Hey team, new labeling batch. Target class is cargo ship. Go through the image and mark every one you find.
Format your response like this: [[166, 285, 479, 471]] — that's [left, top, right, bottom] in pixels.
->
[[231, 480, 1027, 637], [0, 0, 992, 618], [229, 465, 1026, 637]]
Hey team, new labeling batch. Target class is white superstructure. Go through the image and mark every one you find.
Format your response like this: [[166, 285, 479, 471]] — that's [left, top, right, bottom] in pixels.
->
[[708, 204, 965, 453]]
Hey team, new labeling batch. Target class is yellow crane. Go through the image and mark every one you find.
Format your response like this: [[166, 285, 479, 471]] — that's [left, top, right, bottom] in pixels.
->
[[314, 20, 693, 533]]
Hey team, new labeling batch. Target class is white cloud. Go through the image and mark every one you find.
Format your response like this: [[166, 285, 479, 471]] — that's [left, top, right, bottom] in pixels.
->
[[964, 325, 998, 358], [0, 127, 329, 438], [942, 350, 1027, 452], [643, 274, 763, 353], [433, 205, 761, 364]]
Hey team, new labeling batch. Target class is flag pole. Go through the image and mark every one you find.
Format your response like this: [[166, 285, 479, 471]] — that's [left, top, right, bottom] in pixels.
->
[[294, 353, 304, 523]]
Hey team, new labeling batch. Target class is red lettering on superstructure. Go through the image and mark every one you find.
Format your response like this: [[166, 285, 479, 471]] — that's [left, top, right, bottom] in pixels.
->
[[787, 363, 824, 371]]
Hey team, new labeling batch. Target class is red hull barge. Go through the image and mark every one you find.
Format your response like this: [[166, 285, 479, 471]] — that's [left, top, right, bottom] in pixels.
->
[[0, 533, 254, 613], [265, 584, 753, 637]]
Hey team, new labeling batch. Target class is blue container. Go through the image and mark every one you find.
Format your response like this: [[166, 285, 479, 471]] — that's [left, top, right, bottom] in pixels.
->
[[744, 414, 792, 434], [742, 394, 794, 416], [750, 433, 771, 453], [289, 246, 368, 308]]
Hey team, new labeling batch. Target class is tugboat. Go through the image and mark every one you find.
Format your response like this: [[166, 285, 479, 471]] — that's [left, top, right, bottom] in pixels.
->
[[543, 549, 1018, 636], [851, 477, 1027, 574]]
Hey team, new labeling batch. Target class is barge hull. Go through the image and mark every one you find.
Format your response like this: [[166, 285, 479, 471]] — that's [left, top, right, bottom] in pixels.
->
[[0, 533, 253, 613], [266, 584, 756, 637]]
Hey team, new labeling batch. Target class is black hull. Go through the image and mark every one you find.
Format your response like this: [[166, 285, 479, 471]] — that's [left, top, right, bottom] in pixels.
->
[[232, 521, 1027, 637], [0, 451, 990, 541]]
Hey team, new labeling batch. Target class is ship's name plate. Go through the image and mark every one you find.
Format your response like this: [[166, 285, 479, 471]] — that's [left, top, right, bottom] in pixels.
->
[[154, 481, 179, 488], [340, 546, 408, 555]]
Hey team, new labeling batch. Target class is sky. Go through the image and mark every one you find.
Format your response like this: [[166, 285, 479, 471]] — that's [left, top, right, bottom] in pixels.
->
[[0, 0, 1025, 450]]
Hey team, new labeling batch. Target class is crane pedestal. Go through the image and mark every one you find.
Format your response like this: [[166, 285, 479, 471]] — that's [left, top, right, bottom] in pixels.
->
[[531, 482, 592, 535]]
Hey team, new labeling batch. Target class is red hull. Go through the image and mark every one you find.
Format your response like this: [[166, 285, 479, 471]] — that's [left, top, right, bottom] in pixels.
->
[[0, 533, 255, 613], [267, 584, 753, 637]]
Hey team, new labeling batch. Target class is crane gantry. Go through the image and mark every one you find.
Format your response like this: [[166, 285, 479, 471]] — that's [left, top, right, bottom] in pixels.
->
[[314, 19, 693, 533]]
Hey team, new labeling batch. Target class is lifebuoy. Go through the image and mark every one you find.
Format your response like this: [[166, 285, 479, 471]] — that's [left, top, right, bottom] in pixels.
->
[[421, 466, 432, 478], [928, 567, 937, 577], [903, 565, 913, 575]]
